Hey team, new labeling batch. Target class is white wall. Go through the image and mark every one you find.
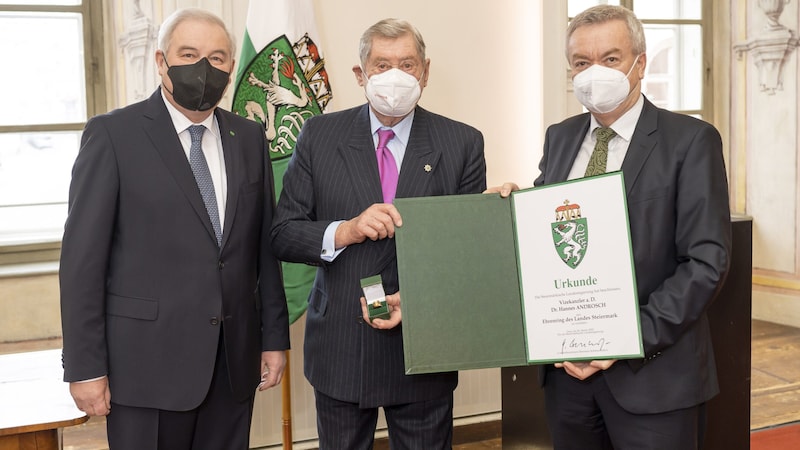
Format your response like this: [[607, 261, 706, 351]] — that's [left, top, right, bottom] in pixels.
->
[[305, 0, 546, 188]]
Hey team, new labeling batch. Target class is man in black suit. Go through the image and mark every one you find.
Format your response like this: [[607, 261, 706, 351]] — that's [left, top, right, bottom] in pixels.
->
[[271, 18, 486, 450], [490, 5, 731, 449], [59, 8, 289, 449]]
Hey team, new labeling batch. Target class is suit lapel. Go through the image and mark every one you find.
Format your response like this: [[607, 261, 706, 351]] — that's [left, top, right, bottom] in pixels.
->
[[336, 105, 406, 270], [142, 90, 219, 246], [397, 108, 440, 198], [338, 105, 384, 206], [216, 109, 240, 250], [621, 98, 658, 195], [553, 115, 590, 183]]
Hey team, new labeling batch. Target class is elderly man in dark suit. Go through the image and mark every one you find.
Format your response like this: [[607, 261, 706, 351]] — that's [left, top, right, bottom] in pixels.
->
[[271, 18, 486, 450], [59, 8, 289, 450], [492, 5, 730, 449]]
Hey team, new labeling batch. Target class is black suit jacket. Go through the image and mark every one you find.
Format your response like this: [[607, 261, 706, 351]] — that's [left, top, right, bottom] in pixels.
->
[[271, 104, 486, 408], [60, 89, 289, 410], [536, 97, 731, 414]]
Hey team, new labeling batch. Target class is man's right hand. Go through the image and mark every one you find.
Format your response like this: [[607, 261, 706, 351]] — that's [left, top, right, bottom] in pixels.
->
[[335, 203, 403, 247], [69, 376, 111, 416]]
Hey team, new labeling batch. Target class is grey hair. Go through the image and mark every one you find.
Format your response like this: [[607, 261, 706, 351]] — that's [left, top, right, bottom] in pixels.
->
[[359, 18, 426, 67], [157, 8, 236, 57], [566, 5, 646, 58]]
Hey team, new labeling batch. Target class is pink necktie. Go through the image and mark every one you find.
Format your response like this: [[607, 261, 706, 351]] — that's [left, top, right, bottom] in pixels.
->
[[376, 128, 398, 203]]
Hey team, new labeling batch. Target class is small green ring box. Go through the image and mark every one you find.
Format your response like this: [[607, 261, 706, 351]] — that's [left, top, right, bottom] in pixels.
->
[[361, 275, 390, 321]]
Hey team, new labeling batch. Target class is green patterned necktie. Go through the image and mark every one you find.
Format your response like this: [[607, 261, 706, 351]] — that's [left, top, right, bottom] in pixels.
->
[[584, 127, 617, 177]]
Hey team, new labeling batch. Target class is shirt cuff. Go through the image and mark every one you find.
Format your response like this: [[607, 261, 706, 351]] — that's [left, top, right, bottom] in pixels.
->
[[321, 220, 345, 262], [75, 375, 107, 383]]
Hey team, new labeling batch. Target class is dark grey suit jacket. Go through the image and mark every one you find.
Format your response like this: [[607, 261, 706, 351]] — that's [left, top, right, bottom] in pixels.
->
[[271, 104, 486, 408], [535, 97, 732, 414], [60, 89, 289, 410]]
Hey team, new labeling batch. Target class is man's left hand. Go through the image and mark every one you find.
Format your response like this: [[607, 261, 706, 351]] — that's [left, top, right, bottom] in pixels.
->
[[258, 350, 287, 391], [360, 291, 402, 330], [483, 182, 520, 198]]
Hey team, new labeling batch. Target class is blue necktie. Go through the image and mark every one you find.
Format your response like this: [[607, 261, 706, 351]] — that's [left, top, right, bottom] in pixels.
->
[[188, 125, 222, 246]]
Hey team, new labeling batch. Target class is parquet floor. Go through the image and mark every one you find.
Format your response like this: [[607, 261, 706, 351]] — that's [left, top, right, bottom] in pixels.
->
[[751, 319, 800, 429], [1, 319, 798, 449]]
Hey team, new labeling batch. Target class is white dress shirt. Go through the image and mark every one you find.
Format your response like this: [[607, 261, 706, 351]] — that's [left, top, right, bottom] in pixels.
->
[[161, 88, 228, 229], [567, 94, 645, 180]]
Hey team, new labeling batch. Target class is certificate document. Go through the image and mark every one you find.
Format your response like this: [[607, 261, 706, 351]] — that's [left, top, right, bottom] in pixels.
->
[[512, 173, 642, 363]]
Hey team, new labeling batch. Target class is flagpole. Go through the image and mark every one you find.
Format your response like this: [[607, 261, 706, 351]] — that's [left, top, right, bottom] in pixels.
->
[[235, 2, 329, 448], [282, 349, 293, 450]]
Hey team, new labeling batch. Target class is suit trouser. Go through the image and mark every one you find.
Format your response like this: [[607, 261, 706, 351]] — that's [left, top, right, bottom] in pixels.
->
[[314, 388, 454, 450], [543, 366, 707, 450], [106, 333, 255, 450]]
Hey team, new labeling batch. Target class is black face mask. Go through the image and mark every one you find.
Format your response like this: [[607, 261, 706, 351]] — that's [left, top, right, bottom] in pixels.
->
[[165, 57, 229, 111]]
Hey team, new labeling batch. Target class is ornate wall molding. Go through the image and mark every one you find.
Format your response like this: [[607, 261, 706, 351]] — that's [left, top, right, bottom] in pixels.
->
[[734, 0, 799, 94], [117, 1, 158, 103]]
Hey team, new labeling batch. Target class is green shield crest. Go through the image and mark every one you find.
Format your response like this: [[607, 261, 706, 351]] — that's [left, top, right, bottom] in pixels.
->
[[551, 218, 589, 269], [232, 34, 331, 161]]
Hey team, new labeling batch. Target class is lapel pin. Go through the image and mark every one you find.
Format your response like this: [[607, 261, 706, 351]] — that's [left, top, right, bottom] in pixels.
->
[[229, 130, 235, 136], [424, 164, 432, 172]]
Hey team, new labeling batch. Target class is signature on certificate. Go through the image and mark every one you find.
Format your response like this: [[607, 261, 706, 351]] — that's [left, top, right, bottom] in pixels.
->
[[560, 337, 610, 354]]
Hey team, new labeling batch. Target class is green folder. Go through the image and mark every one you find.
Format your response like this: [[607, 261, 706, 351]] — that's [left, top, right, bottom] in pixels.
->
[[394, 172, 642, 374], [394, 193, 528, 374]]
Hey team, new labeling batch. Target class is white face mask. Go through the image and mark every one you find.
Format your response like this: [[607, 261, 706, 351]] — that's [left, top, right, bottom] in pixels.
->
[[572, 55, 640, 114], [364, 68, 422, 117]]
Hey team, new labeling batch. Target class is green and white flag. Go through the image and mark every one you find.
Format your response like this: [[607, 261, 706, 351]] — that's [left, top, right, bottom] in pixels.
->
[[233, 0, 332, 324]]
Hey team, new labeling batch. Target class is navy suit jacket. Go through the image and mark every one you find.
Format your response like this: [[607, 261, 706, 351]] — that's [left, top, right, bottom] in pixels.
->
[[60, 89, 289, 410], [271, 104, 486, 408], [536, 97, 731, 414]]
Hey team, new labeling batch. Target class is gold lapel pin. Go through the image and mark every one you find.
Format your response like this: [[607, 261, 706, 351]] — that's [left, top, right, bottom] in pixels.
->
[[424, 164, 432, 172], [229, 130, 235, 136]]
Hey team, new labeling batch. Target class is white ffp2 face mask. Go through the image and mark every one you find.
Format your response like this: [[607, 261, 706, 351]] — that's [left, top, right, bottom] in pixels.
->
[[572, 55, 640, 114], [364, 68, 422, 117]]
